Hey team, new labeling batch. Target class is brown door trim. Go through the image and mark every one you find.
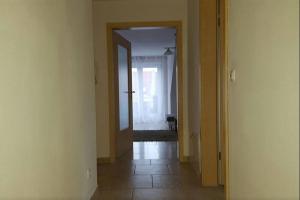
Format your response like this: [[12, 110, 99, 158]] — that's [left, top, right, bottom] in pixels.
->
[[199, 0, 229, 192], [220, 0, 229, 199], [199, 0, 218, 186], [216, 0, 230, 198]]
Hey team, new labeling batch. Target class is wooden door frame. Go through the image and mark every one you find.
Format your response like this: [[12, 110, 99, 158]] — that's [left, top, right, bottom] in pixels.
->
[[220, 0, 229, 199], [106, 21, 185, 162], [199, 0, 229, 196], [199, 0, 218, 187], [217, 0, 229, 199], [215, 0, 229, 199]]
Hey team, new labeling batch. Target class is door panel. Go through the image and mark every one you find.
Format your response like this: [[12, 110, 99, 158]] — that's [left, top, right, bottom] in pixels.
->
[[118, 45, 130, 130], [113, 32, 133, 158]]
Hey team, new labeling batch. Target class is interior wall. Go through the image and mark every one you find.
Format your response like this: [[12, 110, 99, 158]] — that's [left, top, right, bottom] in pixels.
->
[[228, 0, 299, 199], [187, 0, 201, 174], [93, 0, 188, 158], [0, 1, 97, 199]]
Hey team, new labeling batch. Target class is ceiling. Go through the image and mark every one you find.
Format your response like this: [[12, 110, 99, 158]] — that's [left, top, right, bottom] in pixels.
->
[[116, 28, 176, 56]]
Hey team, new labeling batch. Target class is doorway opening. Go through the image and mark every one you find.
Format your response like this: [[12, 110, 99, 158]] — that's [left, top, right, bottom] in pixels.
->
[[116, 28, 178, 142], [107, 21, 184, 162]]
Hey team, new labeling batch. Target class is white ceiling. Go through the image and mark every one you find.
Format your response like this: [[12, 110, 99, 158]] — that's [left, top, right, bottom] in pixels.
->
[[116, 28, 176, 56]]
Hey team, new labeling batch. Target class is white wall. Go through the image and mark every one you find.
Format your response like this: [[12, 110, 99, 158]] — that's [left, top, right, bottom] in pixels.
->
[[93, 0, 189, 158], [0, 1, 97, 199], [187, 0, 201, 174], [228, 0, 299, 199]]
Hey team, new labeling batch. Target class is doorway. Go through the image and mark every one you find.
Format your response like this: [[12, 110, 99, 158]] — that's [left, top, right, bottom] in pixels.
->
[[107, 21, 184, 162], [116, 28, 178, 142]]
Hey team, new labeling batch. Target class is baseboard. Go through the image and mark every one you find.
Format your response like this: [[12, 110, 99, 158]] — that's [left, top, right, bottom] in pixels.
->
[[97, 157, 111, 164], [90, 186, 98, 200]]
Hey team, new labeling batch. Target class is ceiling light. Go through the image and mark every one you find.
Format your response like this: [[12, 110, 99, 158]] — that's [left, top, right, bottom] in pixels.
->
[[163, 47, 176, 56], [164, 48, 173, 55]]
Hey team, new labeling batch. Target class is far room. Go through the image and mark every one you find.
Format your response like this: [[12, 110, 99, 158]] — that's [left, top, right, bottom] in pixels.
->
[[116, 28, 178, 142]]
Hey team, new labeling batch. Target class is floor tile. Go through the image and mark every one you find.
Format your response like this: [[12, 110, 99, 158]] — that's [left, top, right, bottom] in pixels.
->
[[168, 163, 196, 176], [133, 189, 185, 200], [99, 175, 153, 190], [132, 159, 151, 165], [135, 164, 169, 175], [98, 163, 135, 177], [115, 159, 151, 166], [151, 159, 177, 165], [184, 188, 225, 200], [91, 189, 133, 200], [152, 175, 201, 189], [132, 142, 178, 160]]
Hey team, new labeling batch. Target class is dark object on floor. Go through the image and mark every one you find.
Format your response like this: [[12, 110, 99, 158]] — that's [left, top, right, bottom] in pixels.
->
[[133, 130, 178, 141], [166, 115, 177, 131]]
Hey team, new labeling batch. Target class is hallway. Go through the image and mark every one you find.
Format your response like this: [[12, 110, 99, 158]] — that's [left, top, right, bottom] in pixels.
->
[[92, 142, 224, 200]]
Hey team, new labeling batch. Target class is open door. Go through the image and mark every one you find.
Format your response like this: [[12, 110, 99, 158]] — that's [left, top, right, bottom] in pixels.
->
[[112, 31, 133, 158]]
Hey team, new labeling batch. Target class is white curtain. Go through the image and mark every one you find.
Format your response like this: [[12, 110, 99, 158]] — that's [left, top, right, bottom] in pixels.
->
[[132, 56, 168, 130]]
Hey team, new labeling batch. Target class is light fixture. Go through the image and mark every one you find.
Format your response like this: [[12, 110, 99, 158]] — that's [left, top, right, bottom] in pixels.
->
[[163, 47, 176, 56]]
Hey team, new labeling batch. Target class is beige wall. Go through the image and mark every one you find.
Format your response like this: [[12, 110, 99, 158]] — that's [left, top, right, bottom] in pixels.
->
[[93, 0, 189, 158], [187, 0, 201, 174], [228, 0, 299, 199], [0, 1, 97, 199]]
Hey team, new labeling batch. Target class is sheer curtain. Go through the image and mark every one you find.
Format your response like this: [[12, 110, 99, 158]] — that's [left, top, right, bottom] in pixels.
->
[[132, 56, 168, 130]]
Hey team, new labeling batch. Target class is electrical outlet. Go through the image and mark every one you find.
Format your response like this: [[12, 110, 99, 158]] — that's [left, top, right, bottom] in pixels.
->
[[86, 168, 91, 179]]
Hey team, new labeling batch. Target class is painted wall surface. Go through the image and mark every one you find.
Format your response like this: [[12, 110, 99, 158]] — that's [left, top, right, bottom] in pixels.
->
[[93, 0, 188, 158], [228, 0, 299, 199], [0, 1, 97, 199], [187, 0, 201, 174]]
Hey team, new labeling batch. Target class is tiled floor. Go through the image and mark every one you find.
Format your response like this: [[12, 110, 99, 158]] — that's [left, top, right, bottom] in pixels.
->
[[92, 142, 224, 200]]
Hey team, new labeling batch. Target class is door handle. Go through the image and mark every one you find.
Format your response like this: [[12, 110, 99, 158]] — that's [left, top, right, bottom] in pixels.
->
[[124, 91, 135, 94]]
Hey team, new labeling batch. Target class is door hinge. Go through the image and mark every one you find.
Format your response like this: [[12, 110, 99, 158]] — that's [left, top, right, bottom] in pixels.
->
[[218, 152, 222, 160]]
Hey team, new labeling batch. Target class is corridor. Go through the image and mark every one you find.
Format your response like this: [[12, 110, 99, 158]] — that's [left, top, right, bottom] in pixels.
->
[[92, 142, 224, 200]]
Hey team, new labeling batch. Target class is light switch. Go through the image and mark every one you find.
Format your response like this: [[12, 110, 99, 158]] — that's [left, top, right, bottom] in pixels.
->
[[230, 69, 236, 82]]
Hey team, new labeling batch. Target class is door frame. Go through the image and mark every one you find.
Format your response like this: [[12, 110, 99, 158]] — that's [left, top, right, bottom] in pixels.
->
[[217, 0, 229, 198], [217, 0, 229, 186], [199, 0, 229, 194], [106, 21, 185, 162], [221, 0, 229, 198]]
